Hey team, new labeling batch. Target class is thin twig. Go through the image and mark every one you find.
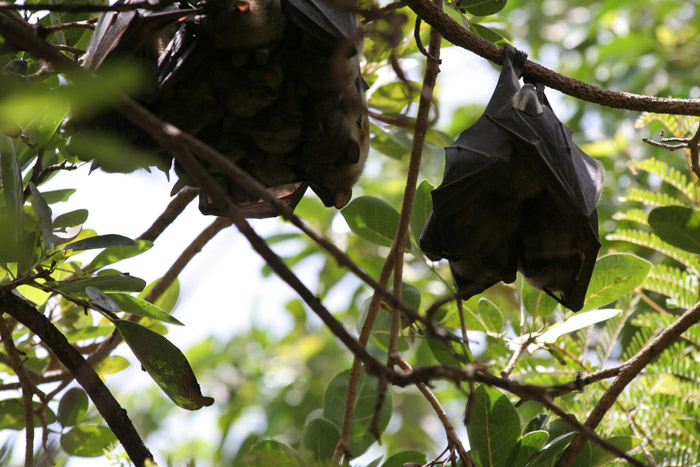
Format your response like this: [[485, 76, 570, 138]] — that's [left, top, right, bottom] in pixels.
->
[[43, 18, 96, 32], [395, 356, 471, 464], [86, 216, 232, 367], [0, 315, 35, 466]]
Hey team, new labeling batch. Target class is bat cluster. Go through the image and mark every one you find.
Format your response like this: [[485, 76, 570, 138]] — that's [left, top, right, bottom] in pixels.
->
[[75, 0, 369, 217], [420, 45, 604, 312]]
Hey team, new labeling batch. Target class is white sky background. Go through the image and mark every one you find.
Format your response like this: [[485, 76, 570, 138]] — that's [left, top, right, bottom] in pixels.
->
[[6, 43, 579, 466]]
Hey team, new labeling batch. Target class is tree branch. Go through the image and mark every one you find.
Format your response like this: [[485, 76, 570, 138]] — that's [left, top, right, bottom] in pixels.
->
[[400, 0, 700, 116], [557, 299, 700, 465], [0, 292, 154, 466]]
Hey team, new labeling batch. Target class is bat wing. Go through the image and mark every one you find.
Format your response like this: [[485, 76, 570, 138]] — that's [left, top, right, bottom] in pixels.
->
[[420, 45, 529, 299], [488, 84, 603, 222], [283, 0, 359, 54], [487, 82, 603, 311], [85, 2, 198, 71]]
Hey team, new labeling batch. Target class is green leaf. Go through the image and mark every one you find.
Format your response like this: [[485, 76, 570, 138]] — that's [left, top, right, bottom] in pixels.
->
[[631, 158, 694, 202], [583, 253, 652, 311], [57, 387, 88, 427], [0, 399, 57, 430], [62, 234, 136, 251], [381, 450, 427, 467], [0, 133, 23, 249], [471, 23, 507, 43], [589, 436, 641, 466], [29, 183, 53, 251], [529, 432, 576, 467], [323, 369, 393, 457], [60, 425, 117, 458], [300, 416, 339, 461], [467, 385, 521, 467], [40, 188, 76, 204], [87, 240, 153, 272], [86, 286, 121, 313], [53, 209, 89, 229], [114, 320, 214, 410], [460, 0, 507, 16], [649, 206, 700, 254], [140, 278, 180, 313], [426, 334, 472, 367], [512, 430, 549, 467], [341, 196, 402, 247], [45, 273, 146, 294], [107, 292, 183, 325], [64, 325, 115, 343], [66, 131, 164, 173], [477, 298, 504, 333], [244, 440, 306, 467], [536, 309, 622, 345], [411, 180, 434, 246], [94, 355, 131, 376], [521, 279, 559, 317]]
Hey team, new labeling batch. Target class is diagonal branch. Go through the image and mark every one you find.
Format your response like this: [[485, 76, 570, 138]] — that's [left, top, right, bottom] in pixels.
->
[[400, 0, 700, 116], [0, 292, 154, 466], [557, 299, 700, 465]]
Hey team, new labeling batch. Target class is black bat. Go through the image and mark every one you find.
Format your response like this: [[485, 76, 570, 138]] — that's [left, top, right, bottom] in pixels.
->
[[78, 0, 369, 218], [420, 45, 604, 312]]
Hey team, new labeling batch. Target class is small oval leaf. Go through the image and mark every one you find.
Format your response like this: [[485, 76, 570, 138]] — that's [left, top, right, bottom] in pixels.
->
[[29, 182, 54, 251], [107, 292, 183, 325], [341, 196, 401, 248], [57, 387, 88, 427], [114, 320, 213, 410], [460, 0, 507, 16], [583, 254, 652, 311], [86, 286, 121, 314], [300, 416, 339, 462], [478, 298, 504, 333], [53, 209, 88, 229], [323, 369, 393, 457], [45, 274, 147, 294], [60, 425, 116, 457]]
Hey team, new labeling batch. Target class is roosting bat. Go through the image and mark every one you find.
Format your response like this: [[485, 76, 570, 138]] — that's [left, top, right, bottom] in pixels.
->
[[420, 45, 604, 312], [76, 0, 369, 218]]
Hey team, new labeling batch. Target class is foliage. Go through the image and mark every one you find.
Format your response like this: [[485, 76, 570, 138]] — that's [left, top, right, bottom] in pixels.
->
[[0, 0, 699, 466]]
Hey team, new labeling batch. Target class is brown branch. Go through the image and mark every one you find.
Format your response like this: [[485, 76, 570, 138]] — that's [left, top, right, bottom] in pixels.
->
[[0, 315, 35, 466], [0, 1, 168, 13], [395, 356, 471, 464], [86, 215, 232, 367], [400, 0, 700, 116], [557, 299, 700, 465], [0, 292, 154, 466], [43, 18, 96, 32], [137, 188, 198, 243]]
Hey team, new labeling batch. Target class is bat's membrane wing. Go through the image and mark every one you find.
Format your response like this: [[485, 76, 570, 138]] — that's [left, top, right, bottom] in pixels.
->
[[283, 0, 359, 54]]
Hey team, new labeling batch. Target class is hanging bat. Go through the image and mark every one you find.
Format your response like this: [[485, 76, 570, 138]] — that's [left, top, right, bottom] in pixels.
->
[[76, 0, 369, 218], [420, 45, 603, 312]]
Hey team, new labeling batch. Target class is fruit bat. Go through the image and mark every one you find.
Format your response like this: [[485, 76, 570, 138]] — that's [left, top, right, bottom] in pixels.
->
[[420, 45, 604, 312], [77, 0, 369, 218]]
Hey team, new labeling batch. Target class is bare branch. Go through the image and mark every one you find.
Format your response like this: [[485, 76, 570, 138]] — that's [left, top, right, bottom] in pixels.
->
[[400, 0, 700, 116], [0, 292, 154, 466], [558, 299, 700, 465]]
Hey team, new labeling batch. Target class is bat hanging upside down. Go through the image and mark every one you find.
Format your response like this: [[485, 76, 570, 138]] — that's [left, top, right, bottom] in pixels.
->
[[74, 0, 369, 218], [420, 45, 604, 312]]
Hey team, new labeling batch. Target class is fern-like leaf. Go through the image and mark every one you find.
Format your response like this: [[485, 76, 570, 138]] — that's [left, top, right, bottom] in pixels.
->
[[612, 209, 649, 225], [635, 112, 681, 135], [631, 158, 695, 202], [644, 264, 700, 309], [606, 228, 700, 273], [620, 187, 687, 207]]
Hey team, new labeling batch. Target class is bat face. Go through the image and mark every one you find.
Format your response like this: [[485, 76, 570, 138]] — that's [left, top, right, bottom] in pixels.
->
[[78, 0, 368, 218], [420, 45, 603, 312]]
